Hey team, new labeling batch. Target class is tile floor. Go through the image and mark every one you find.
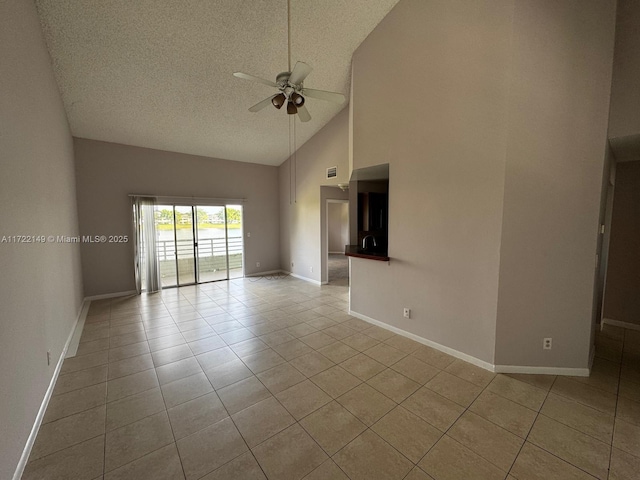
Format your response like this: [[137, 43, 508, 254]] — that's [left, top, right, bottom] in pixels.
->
[[22, 275, 640, 479]]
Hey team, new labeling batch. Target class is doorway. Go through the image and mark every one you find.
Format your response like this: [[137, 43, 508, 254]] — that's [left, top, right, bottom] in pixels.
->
[[145, 203, 244, 289], [325, 198, 349, 285]]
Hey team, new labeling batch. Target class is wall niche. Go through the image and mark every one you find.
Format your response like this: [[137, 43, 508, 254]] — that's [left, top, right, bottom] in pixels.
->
[[347, 163, 389, 260]]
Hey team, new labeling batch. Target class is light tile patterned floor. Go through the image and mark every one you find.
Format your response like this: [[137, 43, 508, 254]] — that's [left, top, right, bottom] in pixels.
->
[[23, 276, 640, 479]]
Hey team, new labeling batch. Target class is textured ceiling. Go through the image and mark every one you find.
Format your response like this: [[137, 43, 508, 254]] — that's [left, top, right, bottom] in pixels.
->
[[35, 0, 399, 166]]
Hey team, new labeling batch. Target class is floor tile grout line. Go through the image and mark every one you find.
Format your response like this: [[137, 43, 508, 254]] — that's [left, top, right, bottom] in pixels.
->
[[520, 434, 605, 479], [512, 375, 615, 480], [209, 375, 273, 480], [174, 315, 398, 476], [418, 363, 608, 478], [268, 347, 426, 473], [503, 374, 557, 479], [410, 361, 510, 477], [101, 307, 111, 479], [52, 283, 637, 479], [102, 379, 107, 478], [607, 325, 626, 474], [557, 372, 622, 400], [532, 409, 615, 446], [156, 376, 189, 480], [25, 432, 106, 469]]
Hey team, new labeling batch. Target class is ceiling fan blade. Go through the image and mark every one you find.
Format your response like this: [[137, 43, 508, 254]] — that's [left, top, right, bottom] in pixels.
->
[[248, 95, 277, 112], [288, 62, 313, 85], [233, 72, 278, 88], [297, 104, 311, 122], [302, 88, 345, 104]]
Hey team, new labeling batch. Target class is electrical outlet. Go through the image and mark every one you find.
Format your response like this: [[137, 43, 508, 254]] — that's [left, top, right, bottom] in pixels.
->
[[291, 262, 294, 268], [247, 232, 251, 237], [310, 266, 313, 273], [543, 338, 552, 350], [47, 351, 51, 366], [403, 308, 411, 319], [256, 261, 260, 268]]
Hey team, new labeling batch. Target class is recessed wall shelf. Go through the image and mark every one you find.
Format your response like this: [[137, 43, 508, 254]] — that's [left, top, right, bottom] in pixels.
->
[[345, 163, 389, 261]]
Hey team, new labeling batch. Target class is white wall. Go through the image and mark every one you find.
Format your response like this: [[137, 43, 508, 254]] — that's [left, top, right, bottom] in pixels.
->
[[74, 138, 280, 296], [0, 1, 84, 477], [279, 108, 349, 283]]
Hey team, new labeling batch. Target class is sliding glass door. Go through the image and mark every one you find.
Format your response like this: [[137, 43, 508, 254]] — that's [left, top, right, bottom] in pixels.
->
[[147, 203, 243, 289], [226, 205, 244, 279], [196, 206, 228, 282], [155, 205, 178, 287], [175, 206, 196, 285]]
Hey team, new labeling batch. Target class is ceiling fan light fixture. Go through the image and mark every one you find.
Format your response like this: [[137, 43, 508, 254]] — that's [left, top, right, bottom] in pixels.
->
[[286, 101, 298, 115], [271, 93, 286, 109], [291, 92, 305, 107]]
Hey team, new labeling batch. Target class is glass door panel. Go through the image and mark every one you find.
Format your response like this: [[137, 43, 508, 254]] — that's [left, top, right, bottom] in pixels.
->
[[175, 206, 196, 285], [154, 205, 177, 287], [196, 206, 228, 282], [140, 202, 244, 289], [226, 205, 244, 279]]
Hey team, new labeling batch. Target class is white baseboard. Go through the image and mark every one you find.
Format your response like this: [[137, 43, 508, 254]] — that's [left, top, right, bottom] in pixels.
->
[[493, 365, 590, 377], [245, 270, 284, 277], [289, 272, 322, 286], [12, 300, 86, 480], [66, 300, 90, 358], [602, 318, 640, 332], [348, 310, 495, 373], [85, 290, 137, 301], [348, 309, 591, 377]]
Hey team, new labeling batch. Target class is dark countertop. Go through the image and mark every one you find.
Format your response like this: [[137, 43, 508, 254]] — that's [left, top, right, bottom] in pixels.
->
[[344, 245, 390, 262]]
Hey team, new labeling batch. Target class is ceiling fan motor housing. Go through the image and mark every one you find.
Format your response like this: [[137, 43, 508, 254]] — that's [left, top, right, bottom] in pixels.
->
[[275, 71, 305, 112], [276, 72, 291, 85]]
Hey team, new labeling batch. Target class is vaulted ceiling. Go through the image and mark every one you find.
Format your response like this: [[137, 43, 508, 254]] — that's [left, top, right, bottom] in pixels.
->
[[35, 0, 399, 166]]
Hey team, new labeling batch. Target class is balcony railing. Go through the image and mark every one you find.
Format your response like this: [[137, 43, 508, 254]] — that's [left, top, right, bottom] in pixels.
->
[[156, 237, 243, 263], [143, 238, 243, 284]]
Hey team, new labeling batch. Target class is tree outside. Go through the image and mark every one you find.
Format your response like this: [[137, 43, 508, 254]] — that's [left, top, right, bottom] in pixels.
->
[[154, 206, 242, 230]]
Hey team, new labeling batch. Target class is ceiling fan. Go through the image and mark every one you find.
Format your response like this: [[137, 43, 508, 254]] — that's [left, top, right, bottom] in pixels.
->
[[233, 64, 345, 122], [232, 0, 345, 122]]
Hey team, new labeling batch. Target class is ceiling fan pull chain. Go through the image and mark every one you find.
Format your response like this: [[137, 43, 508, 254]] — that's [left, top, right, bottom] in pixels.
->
[[232, 0, 344, 123], [287, 0, 292, 72]]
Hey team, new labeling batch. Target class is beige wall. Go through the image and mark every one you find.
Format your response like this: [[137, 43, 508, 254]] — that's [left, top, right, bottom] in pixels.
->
[[604, 161, 640, 326], [608, 0, 640, 139], [348, 0, 616, 368], [0, 1, 84, 477], [279, 108, 349, 284], [74, 138, 280, 296], [349, 0, 512, 363], [328, 203, 348, 253], [495, 0, 616, 369]]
